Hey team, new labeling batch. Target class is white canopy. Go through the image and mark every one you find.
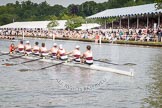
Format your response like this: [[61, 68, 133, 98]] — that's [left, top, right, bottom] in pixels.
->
[[75, 23, 101, 30], [0, 20, 67, 30], [87, 3, 162, 19]]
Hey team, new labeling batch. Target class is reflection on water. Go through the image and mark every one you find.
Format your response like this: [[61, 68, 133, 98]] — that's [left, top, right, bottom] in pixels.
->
[[0, 39, 162, 107]]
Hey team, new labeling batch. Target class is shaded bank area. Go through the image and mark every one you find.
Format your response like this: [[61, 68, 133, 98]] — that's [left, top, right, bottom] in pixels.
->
[[9, 35, 162, 47]]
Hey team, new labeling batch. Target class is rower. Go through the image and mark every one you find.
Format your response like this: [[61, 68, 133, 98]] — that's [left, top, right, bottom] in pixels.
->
[[24, 41, 32, 55], [67, 45, 81, 62], [81, 45, 93, 65], [50, 43, 58, 59], [32, 42, 40, 56], [57, 44, 68, 60], [16, 40, 24, 53], [9, 43, 15, 54], [40, 43, 49, 58]]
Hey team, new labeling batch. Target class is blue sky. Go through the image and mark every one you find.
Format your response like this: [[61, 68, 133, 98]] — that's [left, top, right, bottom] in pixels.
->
[[0, 0, 108, 7]]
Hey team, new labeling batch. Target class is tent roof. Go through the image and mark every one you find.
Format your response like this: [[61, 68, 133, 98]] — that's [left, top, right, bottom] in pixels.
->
[[0, 20, 67, 29], [75, 23, 101, 30], [87, 3, 162, 19]]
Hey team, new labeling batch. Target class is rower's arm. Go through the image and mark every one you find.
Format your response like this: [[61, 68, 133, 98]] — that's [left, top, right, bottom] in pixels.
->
[[66, 50, 73, 55]]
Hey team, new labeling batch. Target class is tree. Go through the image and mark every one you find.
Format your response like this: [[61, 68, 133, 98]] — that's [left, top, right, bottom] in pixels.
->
[[155, 0, 162, 9], [66, 16, 85, 30], [60, 14, 72, 20], [0, 14, 19, 25], [47, 17, 59, 30], [67, 4, 79, 15]]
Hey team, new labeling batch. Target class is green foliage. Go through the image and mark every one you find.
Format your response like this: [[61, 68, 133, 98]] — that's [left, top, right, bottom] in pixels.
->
[[155, 0, 162, 9], [66, 16, 85, 30], [47, 15, 59, 30], [0, 0, 155, 26], [47, 20, 59, 30]]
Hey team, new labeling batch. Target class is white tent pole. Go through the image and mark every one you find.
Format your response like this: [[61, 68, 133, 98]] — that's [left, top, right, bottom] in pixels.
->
[[22, 30, 24, 40], [120, 17, 121, 29], [158, 14, 160, 28], [112, 21, 113, 30], [147, 15, 149, 28], [137, 15, 139, 29], [105, 19, 106, 29], [128, 16, 130, 29]]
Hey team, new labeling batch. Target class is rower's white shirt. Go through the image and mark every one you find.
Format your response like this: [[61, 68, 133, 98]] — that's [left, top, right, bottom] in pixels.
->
[[58, 49, 66, 55], [84, 50, 93, 63], [17, 44, 24, 53], [84, 50, 93, 58], [58, 49, 68, 60], [25, 44, 32, 50], [72, 49, 81, 56], [40, 47, 48, 53], [18, 44, 24, 49], [33, 45, 39, 50], [40, 47, 48, 56], [72, 49, 81, 61], [51, 47, 58, 54], [33, 45, 40, 54]]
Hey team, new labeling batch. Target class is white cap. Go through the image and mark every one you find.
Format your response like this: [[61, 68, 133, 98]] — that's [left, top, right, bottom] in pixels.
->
[[53, 43, 57, 46], [26, 41, 29, 44], [59, 44, 63, 49], [75, 45, 80, 49]]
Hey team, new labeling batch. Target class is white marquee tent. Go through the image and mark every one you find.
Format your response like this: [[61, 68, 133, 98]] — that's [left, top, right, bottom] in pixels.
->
[[75, 23, 101, 30], [0, 20, 67, 30]]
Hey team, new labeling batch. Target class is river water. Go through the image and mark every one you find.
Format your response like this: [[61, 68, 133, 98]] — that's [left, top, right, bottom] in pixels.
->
[[0, 38, 162, 108]]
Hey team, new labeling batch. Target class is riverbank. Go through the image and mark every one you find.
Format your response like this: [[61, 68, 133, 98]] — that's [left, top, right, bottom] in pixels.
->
[[13, 35, 162, 47]]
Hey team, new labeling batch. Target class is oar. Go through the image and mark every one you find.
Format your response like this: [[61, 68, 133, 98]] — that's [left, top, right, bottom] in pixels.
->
[[93, 59, 119, 65], [2, 54, 25, 62], [0, 52, 9, 56], [38, 61, 65, 70], [93, 59, 136, 66], [20, 58, 42, 64], [2, 58, 42, 66], [8, 54, 25, 60], [18, 61, 66, 72]]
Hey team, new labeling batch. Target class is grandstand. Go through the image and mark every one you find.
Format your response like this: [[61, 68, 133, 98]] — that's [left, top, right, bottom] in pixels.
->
[[87, 3, 162, 29]]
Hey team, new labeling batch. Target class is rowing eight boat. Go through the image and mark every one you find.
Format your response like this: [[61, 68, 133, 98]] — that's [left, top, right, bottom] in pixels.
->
[[7, 53, 134, 77]]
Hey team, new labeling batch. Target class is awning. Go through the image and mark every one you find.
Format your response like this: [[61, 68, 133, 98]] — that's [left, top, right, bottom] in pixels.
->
[[87, 3, 162, 19]]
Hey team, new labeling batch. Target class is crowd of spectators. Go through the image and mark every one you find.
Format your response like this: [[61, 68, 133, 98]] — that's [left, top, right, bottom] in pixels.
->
[[0, 25, 162, 42]]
